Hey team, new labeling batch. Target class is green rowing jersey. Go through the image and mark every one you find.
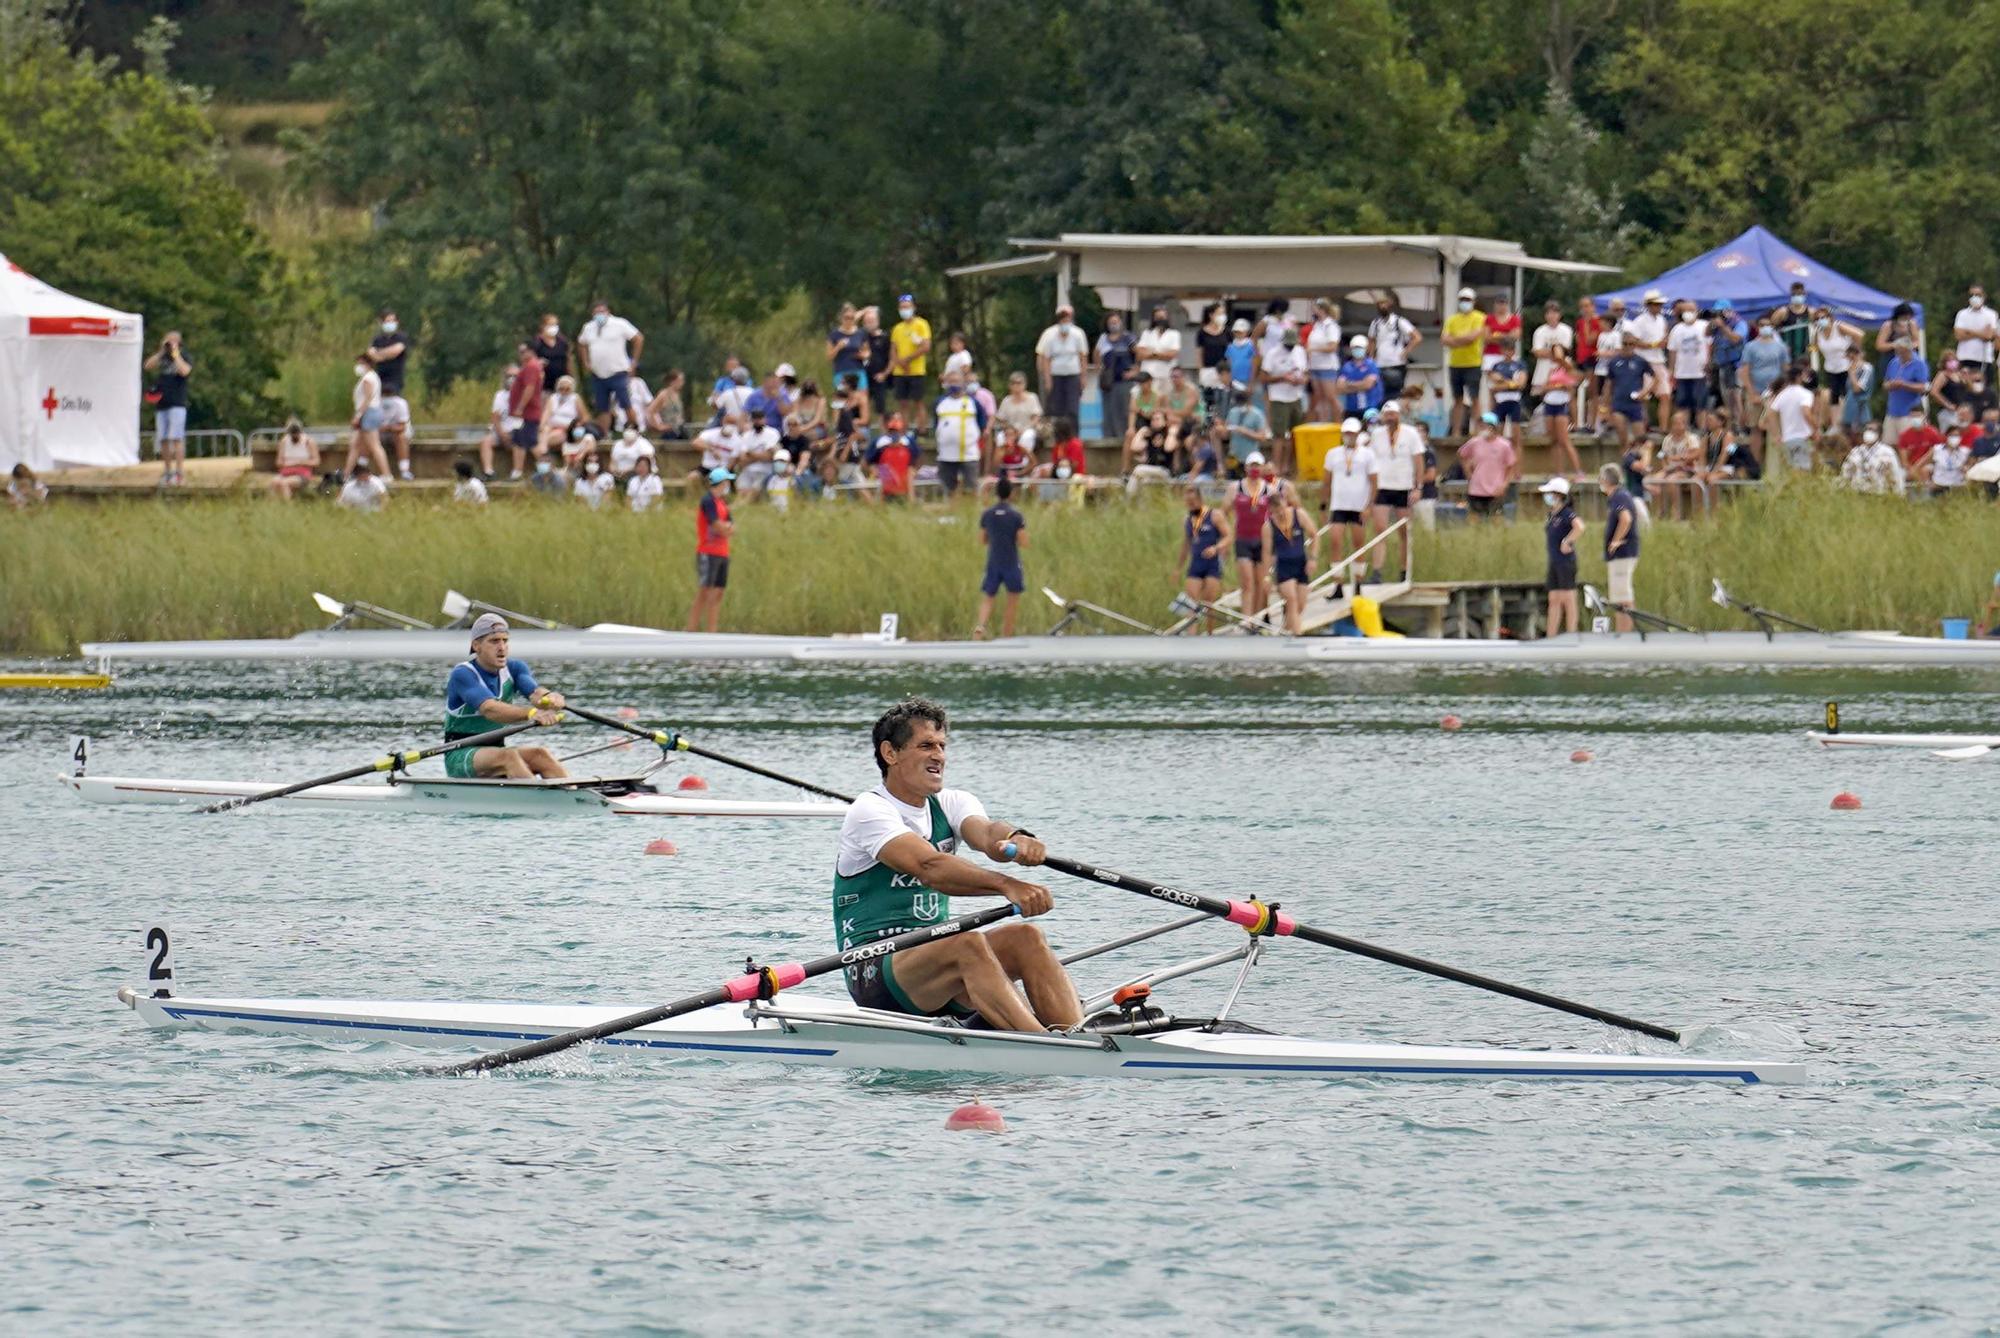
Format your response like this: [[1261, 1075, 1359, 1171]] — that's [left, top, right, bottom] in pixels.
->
[[444, 658, 523, 741], [833, 793, 953, 954]]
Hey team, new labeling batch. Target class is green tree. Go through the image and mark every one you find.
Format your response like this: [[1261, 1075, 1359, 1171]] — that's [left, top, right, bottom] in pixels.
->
[[0, 6, 281, 427], [304, 0, 774, 394]]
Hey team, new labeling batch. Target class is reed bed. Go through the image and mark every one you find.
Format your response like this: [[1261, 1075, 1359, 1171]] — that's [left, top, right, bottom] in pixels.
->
[[4, 482, 1994, 653]]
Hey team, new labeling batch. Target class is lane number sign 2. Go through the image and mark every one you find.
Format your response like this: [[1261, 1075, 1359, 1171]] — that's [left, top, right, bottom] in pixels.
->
[[146, 926, 175, 997]]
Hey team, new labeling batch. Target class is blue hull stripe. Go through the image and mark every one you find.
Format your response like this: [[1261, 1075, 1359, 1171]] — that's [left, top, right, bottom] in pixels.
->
[[159, 1005, 838, 1058], [1119, 1059, 1759, 1082]]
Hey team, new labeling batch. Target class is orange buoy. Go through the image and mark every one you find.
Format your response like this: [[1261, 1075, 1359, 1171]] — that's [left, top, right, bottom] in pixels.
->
[[617, 706, 640, 720], [1830, 791, 1862, 811], [644, 838, 678, 856], [1570, 749, 1593, 764], [677, 774, 709, 791], [1440, 714, 1463, 732], [944, 1100, 1006, 1133]]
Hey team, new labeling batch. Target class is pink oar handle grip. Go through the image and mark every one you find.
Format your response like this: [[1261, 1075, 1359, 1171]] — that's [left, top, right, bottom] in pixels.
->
[[723, 961, 808, 1003], [1224, 899, 1296, 936]]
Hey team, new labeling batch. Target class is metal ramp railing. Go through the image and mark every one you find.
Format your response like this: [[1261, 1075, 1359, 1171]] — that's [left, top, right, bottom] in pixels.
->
[[1172, 518, 1413, 636]]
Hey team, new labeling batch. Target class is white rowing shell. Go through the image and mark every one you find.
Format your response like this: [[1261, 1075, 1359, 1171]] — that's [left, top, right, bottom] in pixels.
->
[[58, 773, 844, 819]]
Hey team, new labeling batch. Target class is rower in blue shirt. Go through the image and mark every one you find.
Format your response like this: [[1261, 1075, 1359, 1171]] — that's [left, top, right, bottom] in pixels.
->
[[443, 613, 568, 778]]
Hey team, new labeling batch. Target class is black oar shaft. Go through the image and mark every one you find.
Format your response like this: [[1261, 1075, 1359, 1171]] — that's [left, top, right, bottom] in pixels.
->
[[1040, 854, 1680, 1043], [437, 904, 1018, 1076], [564, 707, 855, 803], [198, 720, 538, 814]]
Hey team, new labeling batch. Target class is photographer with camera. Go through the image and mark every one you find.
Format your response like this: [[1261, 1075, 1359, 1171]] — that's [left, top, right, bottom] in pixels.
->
[[143, 330, 193, 486]]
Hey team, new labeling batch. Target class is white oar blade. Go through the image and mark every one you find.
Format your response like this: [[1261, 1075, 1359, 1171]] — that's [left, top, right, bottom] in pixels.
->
[[441, 589, 472, 619], [1931, 744, 1994, 761], [311, 591, 346, 617]]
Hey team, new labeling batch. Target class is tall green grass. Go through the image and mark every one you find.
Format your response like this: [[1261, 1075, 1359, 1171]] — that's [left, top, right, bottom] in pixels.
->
[[3, 482, 1995, 654]]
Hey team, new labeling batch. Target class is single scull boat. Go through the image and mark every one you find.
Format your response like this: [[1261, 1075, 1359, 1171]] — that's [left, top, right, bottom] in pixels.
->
[[119, 919, 1804, 1085]]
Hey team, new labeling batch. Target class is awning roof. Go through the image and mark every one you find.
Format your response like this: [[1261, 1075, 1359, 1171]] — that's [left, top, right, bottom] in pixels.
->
[[944, 251, 1061, 280]]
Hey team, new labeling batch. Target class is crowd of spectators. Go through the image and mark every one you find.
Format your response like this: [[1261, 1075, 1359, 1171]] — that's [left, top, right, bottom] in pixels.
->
[[172, 275, 2000, 520]]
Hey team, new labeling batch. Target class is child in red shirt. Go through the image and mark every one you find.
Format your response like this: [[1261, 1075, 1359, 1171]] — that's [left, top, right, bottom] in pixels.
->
[[868, 414, 915, 501]]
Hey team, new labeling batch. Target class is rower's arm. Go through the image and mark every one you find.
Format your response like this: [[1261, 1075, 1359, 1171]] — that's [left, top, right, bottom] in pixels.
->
[[960, 813, 1043, 866], [876, 832, 1050, 914]]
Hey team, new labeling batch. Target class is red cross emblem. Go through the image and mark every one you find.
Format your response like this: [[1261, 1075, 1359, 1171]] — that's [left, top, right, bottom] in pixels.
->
[[41, 387, 58, 419]]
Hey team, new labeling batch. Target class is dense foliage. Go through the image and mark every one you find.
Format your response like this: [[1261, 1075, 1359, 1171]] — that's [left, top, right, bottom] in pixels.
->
[[0, 4, 281, 426], [31, 0, 2000, 409]]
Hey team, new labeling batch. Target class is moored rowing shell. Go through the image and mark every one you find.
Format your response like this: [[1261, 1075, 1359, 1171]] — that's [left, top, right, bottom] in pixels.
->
[[76, 626, 2000, 667], [1805, 731, 2000, 750], [59, 773, 844, 819], [119, 990, 1807, 1084]]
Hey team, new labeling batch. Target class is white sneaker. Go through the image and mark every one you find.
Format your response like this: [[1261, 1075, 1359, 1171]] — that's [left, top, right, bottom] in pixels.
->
[[509, 470, 523, 481], [398, 463, 415, 482]]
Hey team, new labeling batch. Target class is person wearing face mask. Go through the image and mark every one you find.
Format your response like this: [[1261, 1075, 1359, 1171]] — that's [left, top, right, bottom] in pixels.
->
[[1620, 291, 1671, 432], [1839, 426, 1905, 494], [476, 361, 520, 481], [363, 310, 415, 481], [1765, 283, 1814, 363], [1368, 294, 1421, 402], [1035, 304, 1090, 426], [1441, 287, 1487, 436], [931, 375, 987, 495], [269, 417, 321, 501], [577, 299, 644, 436], [1134, 304, 1182, 390], [1706, 299, 1747, 428], [889, 294, 933, 431], [1223, 386, 1270, 473], [1260, 326, 1310, 476], [1740, 319, 1789, 462], [1665, 302, 1711, 425], [1537, 477, 1583, 637], [1918, 425, 1973, 495], [1763, 366, 1820, 474], [1953, 286, 1997, 378], [538, 374, 583, 459], [1810, 308, 1867, 429], [531, 313, 568, 392], [1093, 313, 1139, 443], [527, 452, 564, 497], [573, 455, 615, 509], [345, 350, 389, 482]]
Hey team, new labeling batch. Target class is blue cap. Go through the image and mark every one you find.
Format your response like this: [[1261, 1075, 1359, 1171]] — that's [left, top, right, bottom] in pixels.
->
[[1480, 411, 1499, 425], [707, 467, 735, 484], [898, 293, 914, 304], [1714, 298, 1733, 311], [1362, 408, 1380, 422]]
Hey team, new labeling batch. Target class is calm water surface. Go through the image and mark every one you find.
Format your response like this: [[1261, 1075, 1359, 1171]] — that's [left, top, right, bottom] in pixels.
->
[[5, 662, 1997, 1335]]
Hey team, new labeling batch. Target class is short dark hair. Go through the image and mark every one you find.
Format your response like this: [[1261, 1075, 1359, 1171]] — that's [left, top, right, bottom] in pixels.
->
[[454, 460, 474, 478], [995, 476, 1014, 500], [871, 697, 948, 775]]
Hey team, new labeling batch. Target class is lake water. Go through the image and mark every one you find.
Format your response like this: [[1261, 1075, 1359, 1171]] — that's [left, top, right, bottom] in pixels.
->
[[6, 661, 1997, 1334]]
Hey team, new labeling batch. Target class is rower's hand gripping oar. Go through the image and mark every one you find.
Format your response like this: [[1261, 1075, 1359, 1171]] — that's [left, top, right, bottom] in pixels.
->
[[195, 719, 543, 814], [1028, 851, 1681, 1043], [562, 706, 854, 803], [433, 904, 1019, 1076]]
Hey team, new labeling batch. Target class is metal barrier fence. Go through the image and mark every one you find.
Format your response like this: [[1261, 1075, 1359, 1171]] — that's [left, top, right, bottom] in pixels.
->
[[141, 428, 246, 459]]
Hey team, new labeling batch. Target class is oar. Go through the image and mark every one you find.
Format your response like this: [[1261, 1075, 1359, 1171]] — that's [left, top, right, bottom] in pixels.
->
[[196, 721, 540, 814], [562, 706, 853, 802], [1033, 852, 1682, 1043], [435, 903, 1020, 1076]]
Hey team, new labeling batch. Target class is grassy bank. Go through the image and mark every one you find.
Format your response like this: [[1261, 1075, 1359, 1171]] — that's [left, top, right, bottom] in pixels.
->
[[4, 484, 1997, 654]]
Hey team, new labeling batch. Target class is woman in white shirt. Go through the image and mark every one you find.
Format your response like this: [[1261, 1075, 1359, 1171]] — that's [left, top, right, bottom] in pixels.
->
[[538, 376, 583, 456], [1305, 297, 1344, 422], [346, 354, 389, 479], [626, 454, 664, 511], [1811, 309, 1867, 427], [573, 457, 615, 509], [997, 373, 1044, 448]]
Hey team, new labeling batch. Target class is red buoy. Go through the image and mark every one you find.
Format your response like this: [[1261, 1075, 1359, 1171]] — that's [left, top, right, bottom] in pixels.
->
[[1570, 749, 1593, 764], [1440, 714, 1463, 732], [644, 838, 678, 856], [677, 774, 709, 791], [1830, 791, 1862, 811], [944, 1100, 1006, 1133]]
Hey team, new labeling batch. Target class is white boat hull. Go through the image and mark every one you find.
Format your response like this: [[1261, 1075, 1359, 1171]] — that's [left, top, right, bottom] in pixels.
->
[[1806, 730, 2000, 751], [121, 990, 1806, 1084], [59, 773, 843, 819], [81, 626, 2000, 668]]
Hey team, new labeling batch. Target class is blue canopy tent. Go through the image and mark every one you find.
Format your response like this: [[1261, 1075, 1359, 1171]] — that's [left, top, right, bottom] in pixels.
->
[[1593, 226, 1921, 327]]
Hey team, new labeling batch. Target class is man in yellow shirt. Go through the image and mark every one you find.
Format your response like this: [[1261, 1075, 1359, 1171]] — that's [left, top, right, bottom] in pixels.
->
[[1441, 285, 1488, 437], [890, 293, 933, 431]]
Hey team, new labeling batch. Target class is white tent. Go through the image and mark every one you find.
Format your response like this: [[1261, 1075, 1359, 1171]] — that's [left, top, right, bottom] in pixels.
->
[[0, 254, 143, 472]]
